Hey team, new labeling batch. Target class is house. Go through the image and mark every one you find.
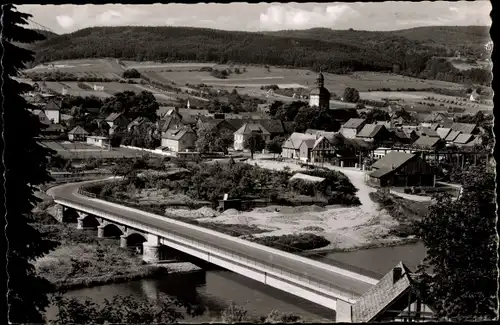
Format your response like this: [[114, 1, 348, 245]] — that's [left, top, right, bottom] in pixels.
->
[[257, 103, 271, 113], [416, 127, 440, 138], [43, 99, 61, 124], [156, 106, 174, 119], [41, 123, 65, 135], [453, 133, 475, 146], [352, 262, 437, 322], [68, 126, 89, 142], [298, 138, 317, 162], [367, 152, 435, 187], [450, 122, 479, 135], [161, 126, 198, 153], [197, 118, 237, 134], [412, 136, 445, 151], [93, 84, 105, 91], [310, 136, 336, 163], [158, 115, 183, 133], [105, 112, 129, 129], [424, 111, 450, 123], [87, 135, 110, 148], [392, 129, 417, 145], [445, 130, 462, 143], [233, 122, 271, 151], [356, 124, 392, 144], [30, 109, 51, 125], [281, 132, 316, 160], [436, 127, 452, 140], [127, 116, 151, 132], [372, 147, 417, 160], [340, 118, 367, 138]]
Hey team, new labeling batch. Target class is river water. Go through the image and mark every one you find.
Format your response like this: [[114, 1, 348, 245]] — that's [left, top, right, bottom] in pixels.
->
[[45, 241, 427, 323]]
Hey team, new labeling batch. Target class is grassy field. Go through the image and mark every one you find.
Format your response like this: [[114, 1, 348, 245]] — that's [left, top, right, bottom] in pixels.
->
[[39, 141, 146, 159], [44, 81, 111, 98]]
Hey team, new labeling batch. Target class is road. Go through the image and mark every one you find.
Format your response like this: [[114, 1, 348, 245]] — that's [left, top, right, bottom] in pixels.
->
[[48, 181, 376, 299]]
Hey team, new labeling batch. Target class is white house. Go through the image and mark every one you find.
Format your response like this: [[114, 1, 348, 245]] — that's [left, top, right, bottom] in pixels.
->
[[233, 122, 270, 151], [86, 135, 110, 148], [43, 100, 61, 124], [93, 84, 105, 91]]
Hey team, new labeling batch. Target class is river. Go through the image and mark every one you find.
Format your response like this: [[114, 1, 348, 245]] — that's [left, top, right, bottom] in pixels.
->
[[45, 241, 427, 323]]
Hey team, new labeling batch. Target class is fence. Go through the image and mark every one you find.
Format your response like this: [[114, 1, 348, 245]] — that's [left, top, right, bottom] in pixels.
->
[[63, 191, 373, 302]]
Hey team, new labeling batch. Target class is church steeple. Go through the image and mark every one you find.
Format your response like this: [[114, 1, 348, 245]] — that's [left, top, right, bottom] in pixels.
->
[[316, 69, 324, 88]]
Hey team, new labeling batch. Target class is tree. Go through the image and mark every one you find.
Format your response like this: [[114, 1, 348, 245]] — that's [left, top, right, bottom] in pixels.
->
[[364, 108, 390, 124], [414, 168, 497, 321], [343, 87, 360, 103], [3, 5, 60, 323], [122, 68, 141, 78], [293, 106, 341, 133], [244, 132, 266, 160], [220, 302, 249, 323], [266, 137, 285, 158], [214, 129, 235, 155]]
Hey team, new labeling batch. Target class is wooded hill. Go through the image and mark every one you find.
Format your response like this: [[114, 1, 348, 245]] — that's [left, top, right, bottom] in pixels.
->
[[31, 25, 491, 85]]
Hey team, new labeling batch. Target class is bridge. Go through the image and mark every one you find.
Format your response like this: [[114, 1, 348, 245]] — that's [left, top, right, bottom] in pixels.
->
[[48, 180, 380, 322]]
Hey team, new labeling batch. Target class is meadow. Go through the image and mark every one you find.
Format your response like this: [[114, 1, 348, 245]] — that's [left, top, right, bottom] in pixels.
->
[[39, 141, 147, 159]]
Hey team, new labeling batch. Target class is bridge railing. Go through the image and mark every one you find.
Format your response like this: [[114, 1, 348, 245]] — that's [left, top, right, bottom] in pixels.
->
[[59, 194, 362, 302]]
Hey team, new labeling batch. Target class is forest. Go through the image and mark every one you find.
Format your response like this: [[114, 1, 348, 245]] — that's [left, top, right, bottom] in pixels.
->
[[31, 26, 491, 85]]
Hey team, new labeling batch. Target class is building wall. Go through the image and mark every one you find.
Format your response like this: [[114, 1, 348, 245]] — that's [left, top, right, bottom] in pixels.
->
[[161, 138, 180, 152], [282, 147, 298, 159], [46, 110, 60, 124], [299, 143, 312, 161], [309, 95, 320, 108], [69, 134, 86, 142]]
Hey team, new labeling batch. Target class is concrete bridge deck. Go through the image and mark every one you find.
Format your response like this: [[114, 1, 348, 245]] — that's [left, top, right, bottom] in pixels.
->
[[48, 181, 378, 320]]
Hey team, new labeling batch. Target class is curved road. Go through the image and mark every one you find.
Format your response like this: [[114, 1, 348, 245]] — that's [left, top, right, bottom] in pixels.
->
[[48, 181, 375, 299]]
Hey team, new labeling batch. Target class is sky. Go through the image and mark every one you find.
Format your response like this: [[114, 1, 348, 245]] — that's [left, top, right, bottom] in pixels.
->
[[18, 1, 491, 35]]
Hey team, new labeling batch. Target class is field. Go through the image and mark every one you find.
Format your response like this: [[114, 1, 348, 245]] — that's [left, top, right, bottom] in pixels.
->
[[39, 141, 147, 159], [25, 58, 493, 113]]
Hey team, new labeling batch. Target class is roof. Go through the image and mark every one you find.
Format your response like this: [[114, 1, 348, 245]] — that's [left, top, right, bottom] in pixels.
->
[[289, 173, 325, 183], [282, 132, 316, 150], [352, 262, 414, 322], [105, 112, 123, 122], [357, 124, 385, 138], [436, 127, 451, 139], [255, 119, 285, 134], [68, 125, 88, 135], [424, 111, 449, 122], [128, 116, 150, 129], [44, 100, 61, 111], [413, 136, 442, 149], [454, 133, 474, 144], [30, 109, 46, 116], [370, 152, 416, 178], [162, 126, 195, 141], [342, 118, 366, 129], [299, 138, 316, 149], [393, 129, 410, 140], [451, 123, 477, 134], [234, 122, 270, 135], [157, 106, 173, 118], [417, 127, 439, 138], [445, 130, 461, 142]]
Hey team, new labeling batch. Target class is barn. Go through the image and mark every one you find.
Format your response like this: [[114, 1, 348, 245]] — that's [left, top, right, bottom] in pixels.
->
[[367, 152, 435, 188]]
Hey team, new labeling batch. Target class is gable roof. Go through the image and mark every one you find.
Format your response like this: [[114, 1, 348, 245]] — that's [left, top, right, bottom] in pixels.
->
[[451, 122, 477, 134], [282, 132, 316, 150], [424, 111, 449, 122], [128, 116, 150, 129], [370, 152, 416, 178], [162, 126, 195, 141], [44, 100, 61, 111], [445, 130, 461, 142], [105, 112, 123, 122], [413, 136, 442, 149], [357, 124, 385, 138], [352, 262, 414, 322], [235, 122, 270, 135], [416, 127, 439, 138], [436, 127, 451, 139], [157, 106, 174, 118], [454, 133, 474, 144], [342, 118, 366, 129], [68, 125, 88, 135], [254, 119, 285, 134], [299, 138, 316, 149]]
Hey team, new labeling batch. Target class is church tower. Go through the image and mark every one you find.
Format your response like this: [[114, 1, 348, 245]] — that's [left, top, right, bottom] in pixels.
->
[[309, 70, 330, 109]]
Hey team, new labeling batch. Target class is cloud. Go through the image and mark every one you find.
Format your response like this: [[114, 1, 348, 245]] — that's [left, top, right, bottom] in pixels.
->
[[55, 15, 75, 30], [259, 5, 358, 30]]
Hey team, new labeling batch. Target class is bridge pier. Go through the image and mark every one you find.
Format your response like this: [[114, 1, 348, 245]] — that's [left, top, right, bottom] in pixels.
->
[[120, 235, 128, 249], [97, 225, 105, 238], [76, 212, 88, 229], [142, 243, 160, 263], [54, 204, 65, 223], [336, 300, 353, 323]]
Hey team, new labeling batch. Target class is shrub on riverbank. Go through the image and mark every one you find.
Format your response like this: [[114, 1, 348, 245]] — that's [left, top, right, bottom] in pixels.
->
[[369, 190, 430, 238], [251, 233, 330, 253]]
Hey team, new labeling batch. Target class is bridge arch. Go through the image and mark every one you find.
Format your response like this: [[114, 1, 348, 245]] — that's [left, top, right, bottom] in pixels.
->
[[125, 232, 147, 248], [102, 223, 124, 238], [80, 214, 100, 228], [62, 207, 79, 223]]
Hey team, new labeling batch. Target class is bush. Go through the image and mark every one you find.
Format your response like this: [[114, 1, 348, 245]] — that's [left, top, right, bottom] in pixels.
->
[[252, 233, 330, 253], [122, 69, 141, 79]]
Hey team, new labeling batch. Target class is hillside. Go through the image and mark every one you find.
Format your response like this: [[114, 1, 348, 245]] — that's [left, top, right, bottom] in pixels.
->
[[31, 26, 491, 85], [264, 26, 491, 57]]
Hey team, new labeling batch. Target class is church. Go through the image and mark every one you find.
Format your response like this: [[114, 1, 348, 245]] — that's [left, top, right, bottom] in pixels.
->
[[309, 71, 330, 110]]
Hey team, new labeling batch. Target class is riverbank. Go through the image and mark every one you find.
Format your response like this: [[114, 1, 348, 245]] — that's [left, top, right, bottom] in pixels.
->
[[33, 199, 202, 291]]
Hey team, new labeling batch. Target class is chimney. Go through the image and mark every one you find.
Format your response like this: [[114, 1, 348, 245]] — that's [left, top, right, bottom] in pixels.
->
[[393, 266, 403, 284]]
